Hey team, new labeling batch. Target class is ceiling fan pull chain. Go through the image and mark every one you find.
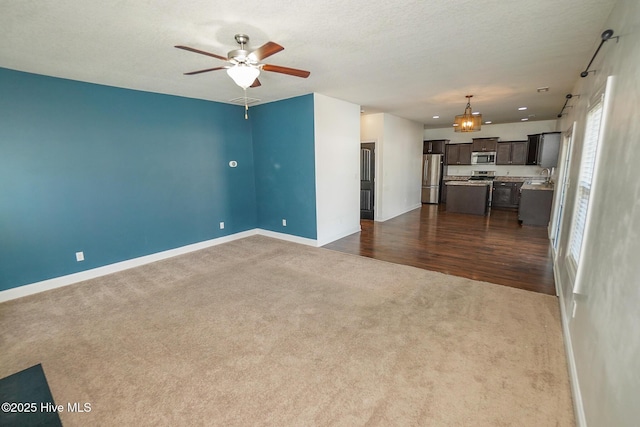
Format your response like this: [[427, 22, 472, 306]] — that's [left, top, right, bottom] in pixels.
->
[[244, 88, 249, 120]]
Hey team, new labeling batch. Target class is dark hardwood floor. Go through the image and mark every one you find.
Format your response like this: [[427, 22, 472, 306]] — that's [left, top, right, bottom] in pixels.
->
[[323, 205, 556, 295]]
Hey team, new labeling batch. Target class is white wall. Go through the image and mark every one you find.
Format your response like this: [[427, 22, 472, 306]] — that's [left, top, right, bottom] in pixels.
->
[[553, 1, 640, 426], [446, 164, 548, 178], [313, 93, 361, 246], [425, 120, 559, 178], [361, 113, 423, 221], [423, 119, 558, 142]]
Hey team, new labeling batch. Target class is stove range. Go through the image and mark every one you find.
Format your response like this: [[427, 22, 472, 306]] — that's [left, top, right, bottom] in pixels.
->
[[468, 171, 496, 206], [468, 171, 496, 181]]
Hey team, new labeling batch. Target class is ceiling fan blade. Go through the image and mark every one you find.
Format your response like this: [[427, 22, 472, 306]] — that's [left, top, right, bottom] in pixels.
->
[[175, 45, 228, 61], [249, 42, 284, 61], [184, 66, 227, 75], [261, 64, 310, 78], [250, 78, 262, 88]]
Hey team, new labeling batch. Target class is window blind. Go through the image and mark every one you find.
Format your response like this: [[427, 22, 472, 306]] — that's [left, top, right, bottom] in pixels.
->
[[568, 99, 603, 264]]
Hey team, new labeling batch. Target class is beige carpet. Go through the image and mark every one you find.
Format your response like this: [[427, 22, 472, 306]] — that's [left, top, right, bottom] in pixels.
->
[[0, 235, 574, 426]]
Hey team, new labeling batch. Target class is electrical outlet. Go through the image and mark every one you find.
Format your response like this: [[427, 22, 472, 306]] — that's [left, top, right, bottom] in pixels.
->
[[75, 251, 84, 262], [219, 222, 225, 229], [282, 219, 287, 227]]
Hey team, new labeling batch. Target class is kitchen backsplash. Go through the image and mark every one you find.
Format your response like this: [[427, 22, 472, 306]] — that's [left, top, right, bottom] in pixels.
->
[[446, 164, 551, 178]]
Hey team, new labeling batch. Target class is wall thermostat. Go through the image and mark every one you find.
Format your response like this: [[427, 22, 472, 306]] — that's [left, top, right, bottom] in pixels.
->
[[229, 161, 238, 168]]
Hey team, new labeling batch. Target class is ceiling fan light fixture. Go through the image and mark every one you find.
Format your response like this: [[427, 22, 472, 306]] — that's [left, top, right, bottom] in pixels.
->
[[226, 64, 260, 89], [453, 95, 482, 132]]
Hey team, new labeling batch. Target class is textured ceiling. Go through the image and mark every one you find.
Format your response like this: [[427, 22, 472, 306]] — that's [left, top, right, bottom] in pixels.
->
[[0, 0, 616, 128]]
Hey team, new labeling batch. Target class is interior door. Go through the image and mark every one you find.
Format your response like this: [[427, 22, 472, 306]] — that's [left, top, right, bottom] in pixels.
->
[[360, 143, 375, 220]]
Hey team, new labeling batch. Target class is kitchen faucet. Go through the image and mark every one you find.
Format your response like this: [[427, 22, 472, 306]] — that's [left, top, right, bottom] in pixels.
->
[[541, 168, 551, 183]]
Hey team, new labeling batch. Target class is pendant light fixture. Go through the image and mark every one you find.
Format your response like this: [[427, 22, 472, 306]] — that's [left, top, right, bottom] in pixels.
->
[[453, 95, 482, 132]]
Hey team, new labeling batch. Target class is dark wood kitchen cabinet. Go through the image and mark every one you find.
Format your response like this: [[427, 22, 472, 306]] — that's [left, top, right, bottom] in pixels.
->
[[526, 132, 561, 167], [423, 139, 447, 154], [445, 143, 472, 165], [446, 184, 490, 215], [496, 141, 527, 165], [519, 188, 554, 225], [471, 137, 498, 152], [492, 181, 523, 209]]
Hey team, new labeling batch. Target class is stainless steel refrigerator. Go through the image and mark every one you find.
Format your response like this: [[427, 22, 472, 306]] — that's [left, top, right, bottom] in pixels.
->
[[421, 154, 443, 204]]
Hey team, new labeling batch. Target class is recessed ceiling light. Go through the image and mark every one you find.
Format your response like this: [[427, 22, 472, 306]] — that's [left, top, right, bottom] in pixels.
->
[[537, 87, 549, 92], [485, 121, 492, 124], [433, 115, 440, 119], [521, 118, 529, 121], [472, 111, 480, 115], [518, 107, 527, 111]]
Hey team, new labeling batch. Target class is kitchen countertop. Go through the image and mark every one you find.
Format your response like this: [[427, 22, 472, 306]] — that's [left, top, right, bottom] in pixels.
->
[[443, 175, 543, 183], [443, 176, 470, 181], [493, 176, 534, 183], [521, 182, 555, 191], [445, 180, 493, 186]]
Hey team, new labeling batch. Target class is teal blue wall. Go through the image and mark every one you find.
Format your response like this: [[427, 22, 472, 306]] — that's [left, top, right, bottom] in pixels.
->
[[251, 95, 317, 239], [0, 68, 258, 291]]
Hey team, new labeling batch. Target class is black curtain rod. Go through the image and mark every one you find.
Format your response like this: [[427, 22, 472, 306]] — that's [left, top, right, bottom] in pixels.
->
[[581, 29, 618, 77], [557, 94, 579, 118]]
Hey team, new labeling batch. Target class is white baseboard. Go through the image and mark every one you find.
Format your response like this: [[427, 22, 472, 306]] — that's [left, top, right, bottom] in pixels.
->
[[376, 203, 422, 222], [554, 261, 586, 427], [315, 226, 361, 247], [0, 229, 259, 303], [256, 229, 318, 247], [1, 228, 318, 303]]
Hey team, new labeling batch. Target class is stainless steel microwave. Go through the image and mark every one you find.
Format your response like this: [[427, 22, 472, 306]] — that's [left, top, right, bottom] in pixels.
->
[[471, 151, 496, 165]]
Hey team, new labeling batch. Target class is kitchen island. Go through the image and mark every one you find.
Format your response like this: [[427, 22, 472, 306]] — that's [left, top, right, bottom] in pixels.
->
[[445, 181, 492, 215]]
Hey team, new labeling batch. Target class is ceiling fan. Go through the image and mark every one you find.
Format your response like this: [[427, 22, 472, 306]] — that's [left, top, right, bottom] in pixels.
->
[[175, 34, 310, 89]]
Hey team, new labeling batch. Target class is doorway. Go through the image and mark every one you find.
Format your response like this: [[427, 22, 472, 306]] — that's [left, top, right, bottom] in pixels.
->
[[360, 142, 375, 220]]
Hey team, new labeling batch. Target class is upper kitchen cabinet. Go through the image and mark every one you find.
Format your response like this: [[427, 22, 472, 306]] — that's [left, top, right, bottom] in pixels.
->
[[471, 137, 498, 152], [422, 139, 449, 154], [496, 141, 527, 165], [526, 132, 561, 167], [423, 139, 447, 154], [446, 143, 472, 165]]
